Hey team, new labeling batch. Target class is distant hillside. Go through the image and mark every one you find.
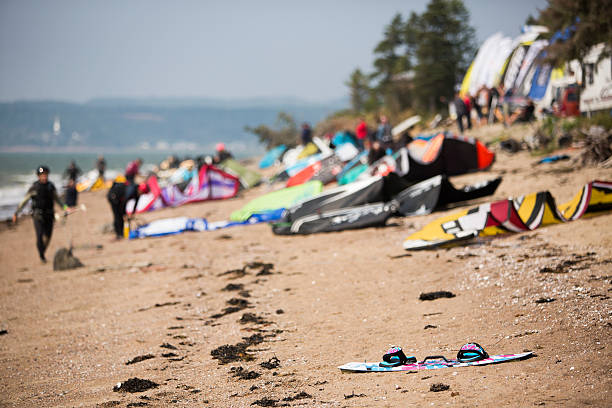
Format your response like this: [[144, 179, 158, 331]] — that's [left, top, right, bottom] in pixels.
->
[[0, 97, 348, 152], [86, 96, 348, 109]]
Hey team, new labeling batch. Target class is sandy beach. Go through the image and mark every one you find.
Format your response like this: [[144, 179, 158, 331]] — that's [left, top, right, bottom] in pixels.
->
[[1, 124, 611, 407]]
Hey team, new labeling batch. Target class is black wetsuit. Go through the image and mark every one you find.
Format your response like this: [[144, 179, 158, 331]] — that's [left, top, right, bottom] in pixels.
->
[[107, 181, 140, 238], [64, 185, 78, 207], [16, 181, 64, 261], [64, 165, 81, 181], [63, 164, 81, 207], [454, 96, 467, 133]]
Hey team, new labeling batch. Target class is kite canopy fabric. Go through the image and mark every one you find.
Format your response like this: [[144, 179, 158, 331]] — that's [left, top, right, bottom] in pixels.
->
[[259, 145, 287, 169], [127, 165, 240, 214], [392, 115, 421, 137], [286, 154, 344, 187], [297, 142, 319, 159], [275, 153, 324, 181], [403, 180, 612, 250], [219, 158, 262, 189], [128, 209, 285, 239], [280, 177, 387, 224], [403, 133, 495, 182], [337, 133, 495, 186], [272, 175, 502, 235], [229, 180, 323, 221], [76, 169, 117, 192]]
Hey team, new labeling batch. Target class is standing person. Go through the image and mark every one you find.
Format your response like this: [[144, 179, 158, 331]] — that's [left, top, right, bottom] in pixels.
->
[[500, 85, 513, 126], [64, 179, 78, 207], [470, 94, 483, 127], [375, 115, 393, 148], [63, 160, 81, 207], [125, 158, 142, 184], [477, 86, 489, 125], [64, 160, 81, 182], [488, 85, 501, 124], [12, 166, 67, 263], [96, 155, 106, 179], [300, 122, 313, 146], [107, 176, 145, 240], [453, 92, 467, 133], [355, 117, 368, 150], [462, 94, 472, 130]]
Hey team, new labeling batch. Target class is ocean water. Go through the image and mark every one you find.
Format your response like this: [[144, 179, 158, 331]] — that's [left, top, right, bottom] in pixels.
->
[[0, 151, 223, 220]]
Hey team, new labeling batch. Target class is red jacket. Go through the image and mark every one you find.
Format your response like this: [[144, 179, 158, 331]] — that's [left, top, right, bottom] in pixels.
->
[[355, 121, 368, 140], [462, 96, 471, 112]]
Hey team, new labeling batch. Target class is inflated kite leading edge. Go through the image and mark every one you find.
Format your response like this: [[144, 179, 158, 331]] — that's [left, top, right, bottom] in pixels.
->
[[403, 180, 612, 250]]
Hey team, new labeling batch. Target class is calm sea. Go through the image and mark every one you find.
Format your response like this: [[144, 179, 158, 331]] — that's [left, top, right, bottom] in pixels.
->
[[0, 150, 252, 220]]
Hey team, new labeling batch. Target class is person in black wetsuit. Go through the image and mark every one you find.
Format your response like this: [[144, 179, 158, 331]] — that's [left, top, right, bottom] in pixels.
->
[[64, 160, 81, 182], [64, 179, 78, 207], [453, 92, 467, 133], [13, 166, 67, 263], [107, 176, 146, 240], [63, 160, 81, 207]]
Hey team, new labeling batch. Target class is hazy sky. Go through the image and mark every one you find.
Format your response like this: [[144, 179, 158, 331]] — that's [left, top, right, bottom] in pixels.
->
[[0, 0, 548, 103]]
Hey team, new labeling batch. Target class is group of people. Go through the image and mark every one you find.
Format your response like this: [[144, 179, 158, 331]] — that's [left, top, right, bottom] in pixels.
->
[[12, 142, 238, 263], [452, 85, 536, 133], [304, 114, 408, 167], [12, 157, 147, 263]]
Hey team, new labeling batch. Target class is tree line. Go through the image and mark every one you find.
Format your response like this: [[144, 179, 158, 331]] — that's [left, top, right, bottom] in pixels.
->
[[248, 0, 611, 148], [347, 0, 476, 117]]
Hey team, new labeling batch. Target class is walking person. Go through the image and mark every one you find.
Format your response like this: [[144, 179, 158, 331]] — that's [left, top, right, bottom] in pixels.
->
[[12, 166, 67, 263]]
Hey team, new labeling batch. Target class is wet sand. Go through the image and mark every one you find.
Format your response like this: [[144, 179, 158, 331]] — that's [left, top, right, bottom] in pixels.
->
[[1, 123, 611, 407]]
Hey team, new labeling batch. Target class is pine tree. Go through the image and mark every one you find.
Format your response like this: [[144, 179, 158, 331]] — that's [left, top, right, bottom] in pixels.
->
[[412, 0, 476, 112], [371, 13, 412, 116], [536, 0, 612, 64], [346, 68, 370, 113], [372, 13, 410, 84], [346, 0, 476, 115], [402, 11, 421, 68]]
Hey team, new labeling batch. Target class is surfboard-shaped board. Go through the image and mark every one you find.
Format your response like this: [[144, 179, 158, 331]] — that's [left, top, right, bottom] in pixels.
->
[[338, 352, 533, 372]]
